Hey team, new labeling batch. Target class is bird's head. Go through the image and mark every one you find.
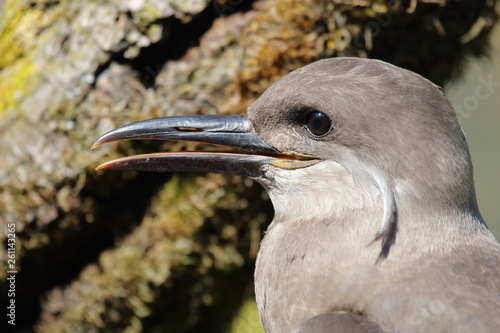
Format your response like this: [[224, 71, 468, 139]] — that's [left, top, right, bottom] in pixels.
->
[[92, 58, 480, 258]]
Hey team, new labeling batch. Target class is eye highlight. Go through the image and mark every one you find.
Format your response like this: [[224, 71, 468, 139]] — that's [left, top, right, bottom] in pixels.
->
[[303, 111, 332, 137]]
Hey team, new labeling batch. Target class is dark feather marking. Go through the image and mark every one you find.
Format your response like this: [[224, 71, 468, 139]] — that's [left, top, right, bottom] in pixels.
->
[[377, 205, 398, 262], [298, 312, 386, 333]]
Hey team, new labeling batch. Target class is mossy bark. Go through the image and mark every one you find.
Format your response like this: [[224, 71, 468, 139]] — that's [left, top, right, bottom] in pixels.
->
[[0, 0, 497, 331]]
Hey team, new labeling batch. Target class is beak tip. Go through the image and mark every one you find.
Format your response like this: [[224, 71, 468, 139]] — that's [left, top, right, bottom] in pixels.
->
[[91, 140, 104, 149], [95, 162, 107, 171]]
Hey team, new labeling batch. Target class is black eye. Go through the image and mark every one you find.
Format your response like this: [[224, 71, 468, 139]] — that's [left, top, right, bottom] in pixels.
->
[[304, 111, 332, 137]]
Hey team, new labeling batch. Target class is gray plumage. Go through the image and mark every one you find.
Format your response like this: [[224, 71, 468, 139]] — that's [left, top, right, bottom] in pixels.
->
[[249, 58, 500, 332], [94, 58, 500, 332]]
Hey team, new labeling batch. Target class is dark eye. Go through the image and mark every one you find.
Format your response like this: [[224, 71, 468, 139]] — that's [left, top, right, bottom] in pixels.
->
[[304, 111, 332, 137]]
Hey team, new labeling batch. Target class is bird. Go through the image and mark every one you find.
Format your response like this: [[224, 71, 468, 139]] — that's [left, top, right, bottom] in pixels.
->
[[92, 57, 500, 332]]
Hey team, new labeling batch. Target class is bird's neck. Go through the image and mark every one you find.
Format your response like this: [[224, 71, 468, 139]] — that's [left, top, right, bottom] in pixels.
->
[[260, 160, 487, 256], [255, 161, 491, 332]]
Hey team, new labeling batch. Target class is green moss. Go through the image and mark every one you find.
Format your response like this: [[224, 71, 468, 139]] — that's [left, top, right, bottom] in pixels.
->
[[0, 4, 27, 69], [36, 174, 254, 332], [0, 2, 64, 114], [0, 3, 38, 114], [230, 298, 264, 333], [0, 58, 38, 113]]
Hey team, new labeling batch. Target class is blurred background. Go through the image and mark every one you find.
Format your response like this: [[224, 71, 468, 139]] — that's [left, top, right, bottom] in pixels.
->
[[445, 23, 500, 238], [0, 1, 498, 332]]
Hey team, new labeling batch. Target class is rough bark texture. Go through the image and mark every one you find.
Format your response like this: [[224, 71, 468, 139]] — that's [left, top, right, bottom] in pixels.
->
[[0, 0, 497, 332]]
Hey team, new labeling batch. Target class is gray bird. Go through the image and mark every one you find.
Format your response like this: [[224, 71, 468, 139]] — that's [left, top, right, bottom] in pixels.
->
[[92, 58, 500, 332]]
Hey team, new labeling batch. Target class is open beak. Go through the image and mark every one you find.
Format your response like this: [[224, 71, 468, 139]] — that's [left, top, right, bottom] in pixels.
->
[[91, 115, 318, 178]]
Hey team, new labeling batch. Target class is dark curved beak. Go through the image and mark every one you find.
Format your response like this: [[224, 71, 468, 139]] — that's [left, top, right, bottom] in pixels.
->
[[91, 115, 317, 177]]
